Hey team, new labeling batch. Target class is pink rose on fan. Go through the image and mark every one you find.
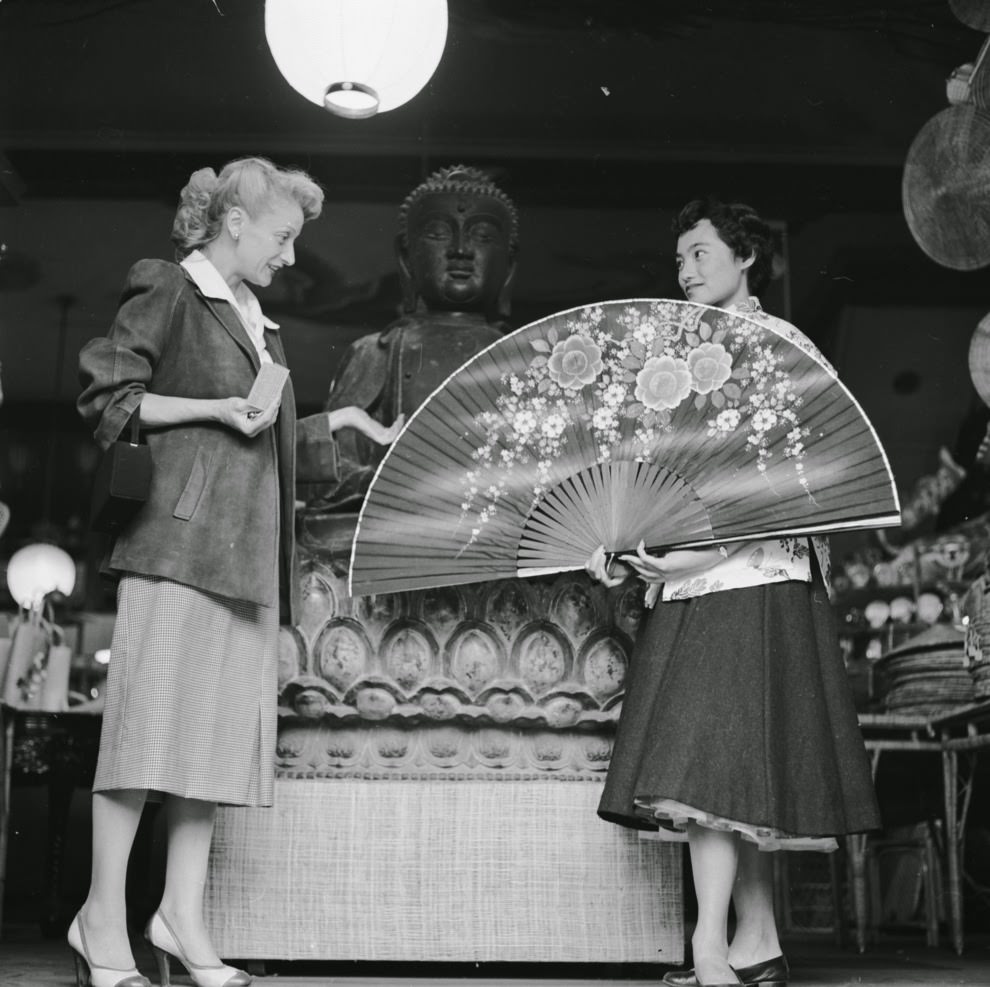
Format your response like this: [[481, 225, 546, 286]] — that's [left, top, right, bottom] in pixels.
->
[[687, 342, 733, 394], [547, 335, 604, 389], [635, 356, 692, 411]]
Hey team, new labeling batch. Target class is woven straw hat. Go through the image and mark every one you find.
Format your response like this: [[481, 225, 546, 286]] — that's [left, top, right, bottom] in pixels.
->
[[968, 309, 990, 404], [903, 104, 990, 270], [951, 0, 990, 32]]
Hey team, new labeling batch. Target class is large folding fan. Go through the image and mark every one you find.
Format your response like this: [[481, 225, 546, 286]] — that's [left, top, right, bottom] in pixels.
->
[[350, 298, 900, 596]]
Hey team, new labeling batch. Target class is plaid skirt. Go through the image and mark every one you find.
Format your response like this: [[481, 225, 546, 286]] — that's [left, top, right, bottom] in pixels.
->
[[94, 574, 278, 806]]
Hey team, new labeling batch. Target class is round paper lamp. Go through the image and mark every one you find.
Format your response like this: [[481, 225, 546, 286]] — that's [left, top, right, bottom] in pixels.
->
[[265, 0, 448, 119], [6, 543, 76, 610]]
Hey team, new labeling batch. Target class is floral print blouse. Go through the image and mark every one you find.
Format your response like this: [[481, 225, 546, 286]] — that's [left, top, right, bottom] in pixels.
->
[[655, 298, 832, 605]]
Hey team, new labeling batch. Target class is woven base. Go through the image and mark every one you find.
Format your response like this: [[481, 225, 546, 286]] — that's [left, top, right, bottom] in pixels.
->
[[205, 778, 683, 963]]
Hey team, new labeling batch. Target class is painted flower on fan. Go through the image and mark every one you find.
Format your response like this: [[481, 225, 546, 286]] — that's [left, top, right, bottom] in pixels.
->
[[603, 382, 627, 407], [632, 321, 658, 346], [592, 406, 617, 430], [713, 408, 741, 433], [512, 408, 538, 435], [635, 356, 693, 411], [751, 408, 779, 433], [541, 413, 567, 439], [686, 342, 733, 394], [547, 335, 604, 389]]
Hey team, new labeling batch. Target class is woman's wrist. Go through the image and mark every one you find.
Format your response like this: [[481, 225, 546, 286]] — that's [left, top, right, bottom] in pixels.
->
[[139, 393, 224, 428]]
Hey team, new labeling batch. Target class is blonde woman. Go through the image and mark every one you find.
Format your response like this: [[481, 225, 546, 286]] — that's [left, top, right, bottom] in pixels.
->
[[74, 157, 396, 987]]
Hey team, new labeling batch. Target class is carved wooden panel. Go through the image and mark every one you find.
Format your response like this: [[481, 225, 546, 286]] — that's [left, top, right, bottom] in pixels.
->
[[282, 513, 644, 778]]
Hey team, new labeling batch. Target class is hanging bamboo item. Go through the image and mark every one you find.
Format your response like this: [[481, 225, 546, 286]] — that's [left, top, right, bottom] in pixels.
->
[[903, 32, 990, 270], [902, 103, 990, 271]]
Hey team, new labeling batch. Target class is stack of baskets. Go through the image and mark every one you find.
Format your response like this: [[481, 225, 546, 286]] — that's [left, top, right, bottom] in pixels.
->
[[874, 623, 974, 715], [961, 574, 990, 701]]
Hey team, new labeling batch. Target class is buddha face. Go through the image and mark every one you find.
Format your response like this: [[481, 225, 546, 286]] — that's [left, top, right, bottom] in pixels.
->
[[404, 192, 514, 314]]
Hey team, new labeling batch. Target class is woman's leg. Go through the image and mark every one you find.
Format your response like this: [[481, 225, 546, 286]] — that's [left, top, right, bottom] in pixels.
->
[[688, 823, 741, 985], [156, 795, 223, 965], [78, 789, 149, 968], [727, 841, 781, 969]]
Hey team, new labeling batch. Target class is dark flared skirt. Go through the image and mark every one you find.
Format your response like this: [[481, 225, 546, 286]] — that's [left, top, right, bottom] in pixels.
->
[[597, 575, 880, 850]]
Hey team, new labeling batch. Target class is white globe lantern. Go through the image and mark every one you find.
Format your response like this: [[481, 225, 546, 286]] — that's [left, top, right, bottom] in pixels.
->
[[265, 0, 449, 119], [6, 543, 76, 610]]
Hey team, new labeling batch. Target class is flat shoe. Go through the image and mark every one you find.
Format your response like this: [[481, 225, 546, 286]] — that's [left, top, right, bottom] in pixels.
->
[[734, 953, 789, 986], [662, 954, 788, 987], [662, 970, 700, 987], [662, 971, 742, 987]]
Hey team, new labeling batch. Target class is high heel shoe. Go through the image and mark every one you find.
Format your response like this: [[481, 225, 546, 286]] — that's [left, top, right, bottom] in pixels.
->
[[144, 910, 251, 987], [67, 913, 151, 987]]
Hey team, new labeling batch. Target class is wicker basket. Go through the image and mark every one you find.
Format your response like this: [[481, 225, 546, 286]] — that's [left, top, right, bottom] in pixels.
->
[[874, 623, 974, 716]]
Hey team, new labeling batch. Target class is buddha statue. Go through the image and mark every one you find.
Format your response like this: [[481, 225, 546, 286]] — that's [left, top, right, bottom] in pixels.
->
[[298, 165, 519, 511]]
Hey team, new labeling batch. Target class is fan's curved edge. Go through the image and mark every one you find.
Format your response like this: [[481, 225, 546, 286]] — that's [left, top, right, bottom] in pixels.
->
[[812, 368, 901, 520], [719, 304, 901, 523], [671, 511, 903, 551], [348, 296, 902, 594]]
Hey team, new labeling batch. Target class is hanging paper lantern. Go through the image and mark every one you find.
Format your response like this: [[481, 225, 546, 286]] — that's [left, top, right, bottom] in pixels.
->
[[6, 543, 76, 610], [265, 0, 448, 119]]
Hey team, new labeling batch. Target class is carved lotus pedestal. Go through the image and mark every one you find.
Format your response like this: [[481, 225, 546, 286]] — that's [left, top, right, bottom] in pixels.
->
[[204, 512, 683, 963]]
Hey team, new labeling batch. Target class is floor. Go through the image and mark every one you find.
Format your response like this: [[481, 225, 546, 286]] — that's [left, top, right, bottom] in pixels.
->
[[3, 926, 990, 987]]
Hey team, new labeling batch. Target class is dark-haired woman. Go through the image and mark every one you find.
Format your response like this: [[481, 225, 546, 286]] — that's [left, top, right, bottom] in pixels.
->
[[588, 199, 879, 987]]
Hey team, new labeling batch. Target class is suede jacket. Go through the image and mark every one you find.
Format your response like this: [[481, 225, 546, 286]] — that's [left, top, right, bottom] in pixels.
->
[[78, 258, 315, 615]]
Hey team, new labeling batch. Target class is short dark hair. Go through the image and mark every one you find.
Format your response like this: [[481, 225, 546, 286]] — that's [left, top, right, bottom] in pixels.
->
[[672, 197, 778, 297]]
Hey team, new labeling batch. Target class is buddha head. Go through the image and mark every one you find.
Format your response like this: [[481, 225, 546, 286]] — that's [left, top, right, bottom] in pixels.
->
[[397, 165, 519, 320]]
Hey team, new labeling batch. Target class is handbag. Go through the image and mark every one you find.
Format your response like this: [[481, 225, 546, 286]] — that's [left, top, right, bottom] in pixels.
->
[[89, 412, 152, 533]]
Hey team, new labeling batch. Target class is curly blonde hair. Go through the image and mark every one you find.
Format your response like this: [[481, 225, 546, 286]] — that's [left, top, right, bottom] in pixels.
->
[[171, 156, 324, 257]]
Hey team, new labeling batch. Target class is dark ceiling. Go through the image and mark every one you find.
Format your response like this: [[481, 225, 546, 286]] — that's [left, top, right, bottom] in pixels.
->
[[0, 0, 981, 215], [2, 1, 989, 399]]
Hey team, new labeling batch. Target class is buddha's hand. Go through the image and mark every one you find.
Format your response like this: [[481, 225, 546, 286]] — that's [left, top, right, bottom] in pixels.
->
[[618, 540, 725, 583], [325, 407, 406, 445], [584, 544, 632, 588]]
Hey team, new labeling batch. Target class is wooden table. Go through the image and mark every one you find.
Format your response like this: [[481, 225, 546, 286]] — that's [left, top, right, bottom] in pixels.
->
[[929, 699, 990, 955], [856, 700, 990, 955]]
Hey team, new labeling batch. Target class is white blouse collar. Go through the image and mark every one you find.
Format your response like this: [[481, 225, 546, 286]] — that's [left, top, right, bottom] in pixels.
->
[[180, 250, 279, 331]]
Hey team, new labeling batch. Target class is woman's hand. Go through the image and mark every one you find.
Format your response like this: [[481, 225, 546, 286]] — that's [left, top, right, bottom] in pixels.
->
[[618, 540, 724, 583], [215, 396, 280, 437], [584, 544, 632, 588], [325, 406, 406, 445]]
